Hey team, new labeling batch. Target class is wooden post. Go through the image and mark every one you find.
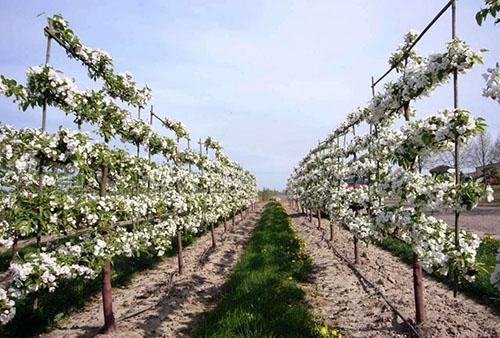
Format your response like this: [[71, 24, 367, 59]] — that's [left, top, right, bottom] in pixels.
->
[[402, 80, 426, 324], [37, 30, 52, 251], [329, 222, 333, 241], [316, 209, 321, 229], [451, 0, 460, 299], [308, 209, 312, 223], [99, 164, 115, 332], [10, 232, 19, 263], [210, 223, 216, 248], [354, 236, 360, 265], [41, 29, 52, 131], [136, 107, 141, 157], [352, 125, 361, 265], [223, 216, 227, 232], [177, 229, 183, 274], [101, 258, 115, 332], [187, 138, 192, 172], [413, 253, 425, 323]]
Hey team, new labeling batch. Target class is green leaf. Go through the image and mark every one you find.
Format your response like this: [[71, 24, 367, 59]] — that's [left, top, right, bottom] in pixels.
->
[[476, 12, 483, 26]]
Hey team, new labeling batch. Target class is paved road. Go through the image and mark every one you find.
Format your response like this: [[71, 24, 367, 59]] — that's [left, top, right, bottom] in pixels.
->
[[429, 206, 500, 238]]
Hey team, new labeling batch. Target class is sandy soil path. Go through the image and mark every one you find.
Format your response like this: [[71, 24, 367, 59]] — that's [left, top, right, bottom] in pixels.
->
[[286, 205, 500, 338], [44, 206, 263, 338]]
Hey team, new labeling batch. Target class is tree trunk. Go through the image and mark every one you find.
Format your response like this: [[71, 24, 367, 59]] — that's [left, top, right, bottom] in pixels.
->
[[413, 253, 425, 324], [316, 210, 321, 229], [10, 233, 19, 263], [210, 223, 216, 247], [101, 259, 116, 332], [177, 230, 183, 274], [354, 236, 360, 265]]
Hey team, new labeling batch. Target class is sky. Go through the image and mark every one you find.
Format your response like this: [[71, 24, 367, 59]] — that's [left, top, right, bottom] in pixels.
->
[[0, 0, 498, 190]]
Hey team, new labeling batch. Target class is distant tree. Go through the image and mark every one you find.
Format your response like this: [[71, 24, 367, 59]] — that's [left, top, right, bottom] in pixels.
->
[[463, 132, 500, 178], [258, 188, 280, 202]]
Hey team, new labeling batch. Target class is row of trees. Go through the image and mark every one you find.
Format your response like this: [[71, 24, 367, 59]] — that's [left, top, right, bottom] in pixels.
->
[[287, 24, 496, 329], [0, 14, 257, 331]]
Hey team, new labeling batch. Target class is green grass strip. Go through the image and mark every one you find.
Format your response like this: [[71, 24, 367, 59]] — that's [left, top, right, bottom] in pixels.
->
[[191, 202, 332, 338]]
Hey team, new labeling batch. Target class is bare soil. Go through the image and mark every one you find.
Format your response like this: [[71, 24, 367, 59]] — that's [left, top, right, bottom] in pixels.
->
[[286, 205, 500, 338], [43, 206, 263, 338]]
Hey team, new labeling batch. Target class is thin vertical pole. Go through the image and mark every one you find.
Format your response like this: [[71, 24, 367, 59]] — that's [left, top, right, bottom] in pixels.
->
[[354, 236, 360, 265], [147, 106, 153, 191], [211, 223, 216, 248], [36, 30, 53, 252], [413, 253, 425, 323], [402, 80, 425, 323], [187, 138, 192, 172], [136, 107, 141, 157], [353, 125, 360, 265], [452, 0, 460, 299], [316, 209, 321, 229], [148, 106, 153, 163], [100, 164, 115, 332], [177, 229, 183, 274], [41, 32, 52, 131]]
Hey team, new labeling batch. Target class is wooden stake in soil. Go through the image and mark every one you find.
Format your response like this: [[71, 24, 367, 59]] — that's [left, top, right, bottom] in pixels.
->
[[451, 0, 460, 299], [211, 223, 216, 248], [101, 258, 115, 332], [354, 236, 360, 265], [316, 209, 321, 229], [36, 30, 52, 252], [403, 92, 426, 325], [10, 232, 19, 263], [224, 216, 227, 232], [177, 229, 183, 274], [413, 253, 425, 323], [329, 222, 334, 241], [99, 164, 116, 332]]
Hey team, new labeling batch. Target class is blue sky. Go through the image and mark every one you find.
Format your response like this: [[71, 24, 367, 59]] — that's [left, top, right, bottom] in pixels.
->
[[0, 0, 498, 190]]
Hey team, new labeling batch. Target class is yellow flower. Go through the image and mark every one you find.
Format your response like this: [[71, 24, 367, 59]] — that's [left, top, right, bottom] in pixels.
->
[[319, 327, 328, 336], [331, 329, 337, 336], [288, 276, 293, 280]]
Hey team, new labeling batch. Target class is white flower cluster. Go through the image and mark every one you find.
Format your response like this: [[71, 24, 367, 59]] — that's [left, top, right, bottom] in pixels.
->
[[0, 288, 15, 325], [482, 63, 500, 104], [47, 14, 151, 107]]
